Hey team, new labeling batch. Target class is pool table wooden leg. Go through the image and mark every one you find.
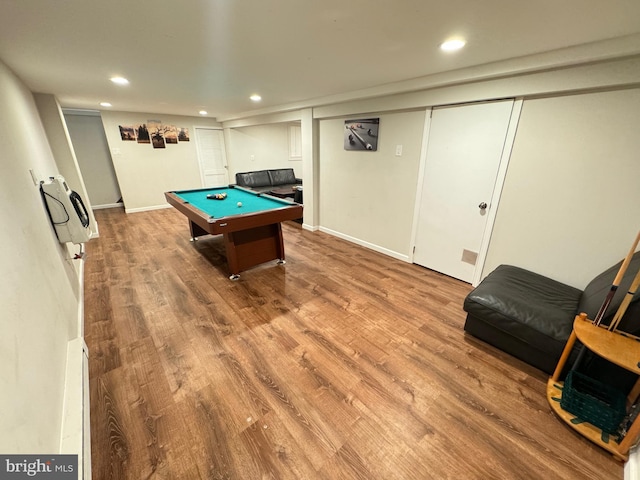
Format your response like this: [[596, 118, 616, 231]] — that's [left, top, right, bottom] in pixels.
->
[[189, 220, 209, 241], [225, 233, 241, 278], [275, 223, 285, 262]]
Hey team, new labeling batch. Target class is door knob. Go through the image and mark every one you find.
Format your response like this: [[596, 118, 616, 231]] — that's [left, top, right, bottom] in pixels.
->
[[478, 202, 488, 209]]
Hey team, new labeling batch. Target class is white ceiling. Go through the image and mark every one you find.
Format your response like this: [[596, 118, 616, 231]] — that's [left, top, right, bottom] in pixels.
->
[[1, 0, 639, 121]]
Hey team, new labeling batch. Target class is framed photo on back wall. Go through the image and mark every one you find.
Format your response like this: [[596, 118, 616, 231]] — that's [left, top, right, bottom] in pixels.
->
[[344, 118, 379, 151]]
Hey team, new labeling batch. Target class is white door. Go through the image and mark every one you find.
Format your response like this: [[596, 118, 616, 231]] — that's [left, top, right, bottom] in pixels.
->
[[195, 127, 228, 187], [414, 100, 515, 283]]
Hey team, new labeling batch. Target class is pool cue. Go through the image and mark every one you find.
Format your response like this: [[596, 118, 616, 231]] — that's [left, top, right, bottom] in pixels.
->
[[348, 127, 373, 150], [593, 230, 640, 327], [609, 265, 640, 332]]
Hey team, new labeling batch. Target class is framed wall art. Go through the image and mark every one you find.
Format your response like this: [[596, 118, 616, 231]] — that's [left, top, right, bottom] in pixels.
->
[[344, 118, 379, 151]]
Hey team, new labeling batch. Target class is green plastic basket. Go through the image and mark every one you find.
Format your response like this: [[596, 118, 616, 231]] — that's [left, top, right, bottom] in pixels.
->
[[561, 370, 626, 434]]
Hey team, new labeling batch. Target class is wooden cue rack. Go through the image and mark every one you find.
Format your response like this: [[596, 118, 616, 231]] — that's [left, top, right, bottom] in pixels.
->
[[548, 313, 640, 461]]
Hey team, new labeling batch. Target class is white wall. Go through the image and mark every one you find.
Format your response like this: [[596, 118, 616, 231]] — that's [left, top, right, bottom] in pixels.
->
[[318, 110, 425, 258], [484, 88, 640, 288], [65, 112, 122, 207], [226, 123, 302, 179], [0, 59, 80, 452], [100, 111, 220, 212], [314, 87, 640, 288]]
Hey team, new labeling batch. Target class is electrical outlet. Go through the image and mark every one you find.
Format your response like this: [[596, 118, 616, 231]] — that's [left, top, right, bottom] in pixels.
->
[[250, 154, 255, 161], [395, 145, 403, 156]]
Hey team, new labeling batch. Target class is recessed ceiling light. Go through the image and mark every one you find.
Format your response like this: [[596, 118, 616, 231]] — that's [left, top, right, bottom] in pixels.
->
[[110, 76, 129, 85], [100, 102, 112, 107], [199, 110, 208, 115], [250, 94, 262, 102], [440, 39, 466, 52]]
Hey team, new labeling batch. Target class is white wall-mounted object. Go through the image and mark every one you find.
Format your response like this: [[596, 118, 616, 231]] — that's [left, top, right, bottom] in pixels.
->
[[41, 175, 91, 245]]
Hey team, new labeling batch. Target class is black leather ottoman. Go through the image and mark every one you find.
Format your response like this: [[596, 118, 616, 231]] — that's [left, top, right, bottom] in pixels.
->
[[464, 265, 582, 374]]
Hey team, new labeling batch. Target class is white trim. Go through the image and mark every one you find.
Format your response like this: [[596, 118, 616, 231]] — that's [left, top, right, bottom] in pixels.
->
[[193, 124, 224, 130], [60, 255, 91, 479], [223, 110, 304, 128], [76, 256, 85, 337], [89, 219, 100, 239], [62, 108, 101, 117], [92, 203, 123, 210], [319, 226, 410, 262], [471, 98, 524, 286], [302, 223, 319, 232], [125, 204, 172, 214], [409, 108, 433, 263], [60, 338, 90, 477], [83, 341, 91, 480]]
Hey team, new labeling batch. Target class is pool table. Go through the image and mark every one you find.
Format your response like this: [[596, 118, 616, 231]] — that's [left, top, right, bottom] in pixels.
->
[[165, 186, 303, 279]]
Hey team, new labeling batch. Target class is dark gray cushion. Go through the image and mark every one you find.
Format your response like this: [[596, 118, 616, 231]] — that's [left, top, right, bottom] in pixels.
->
[[236, 171, 271, 188], [268, 169, 297, 186], [577, 251, 640, 327], [464, 265, 582, 351]]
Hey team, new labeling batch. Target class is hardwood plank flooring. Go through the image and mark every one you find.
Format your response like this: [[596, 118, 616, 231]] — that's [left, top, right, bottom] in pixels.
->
[[85, 207, 623, 479]]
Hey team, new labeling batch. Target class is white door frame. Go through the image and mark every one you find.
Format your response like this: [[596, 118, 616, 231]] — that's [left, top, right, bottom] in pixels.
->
[[409, 98, 524, 286], [471, 98, 523, 285]]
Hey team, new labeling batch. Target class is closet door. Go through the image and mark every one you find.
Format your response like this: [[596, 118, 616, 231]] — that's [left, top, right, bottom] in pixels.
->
[[195, 127, 228, 187], [414, 100, 515, 283]]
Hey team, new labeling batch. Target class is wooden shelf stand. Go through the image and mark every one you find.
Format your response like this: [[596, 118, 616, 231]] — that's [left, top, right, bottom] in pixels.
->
[[547, 313, 640, 462]]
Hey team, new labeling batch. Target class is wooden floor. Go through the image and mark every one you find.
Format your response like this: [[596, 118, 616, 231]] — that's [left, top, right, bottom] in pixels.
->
[[85, 207, 623, 480]]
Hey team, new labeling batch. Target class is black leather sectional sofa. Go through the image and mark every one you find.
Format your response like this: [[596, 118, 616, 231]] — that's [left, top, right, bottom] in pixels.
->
[[235, 168, 302, 194]]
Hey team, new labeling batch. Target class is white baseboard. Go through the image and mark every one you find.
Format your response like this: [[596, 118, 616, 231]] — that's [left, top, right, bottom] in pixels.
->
[[60, 255, 91, 479], [90, 220, 99, 239], [76, 255, 85, 337], [318, 226, 410, 262], [92, 203, 123, 210], [302, 223, 319, 232], [125, 204, 172, 214], [60, 337, 91, 480]]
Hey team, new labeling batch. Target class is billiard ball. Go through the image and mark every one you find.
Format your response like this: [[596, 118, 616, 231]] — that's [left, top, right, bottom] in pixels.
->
[[237, 202, 243, 207]]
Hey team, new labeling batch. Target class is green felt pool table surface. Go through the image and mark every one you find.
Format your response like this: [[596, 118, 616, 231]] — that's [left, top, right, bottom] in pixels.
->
[[172, 186, 290, 218]]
